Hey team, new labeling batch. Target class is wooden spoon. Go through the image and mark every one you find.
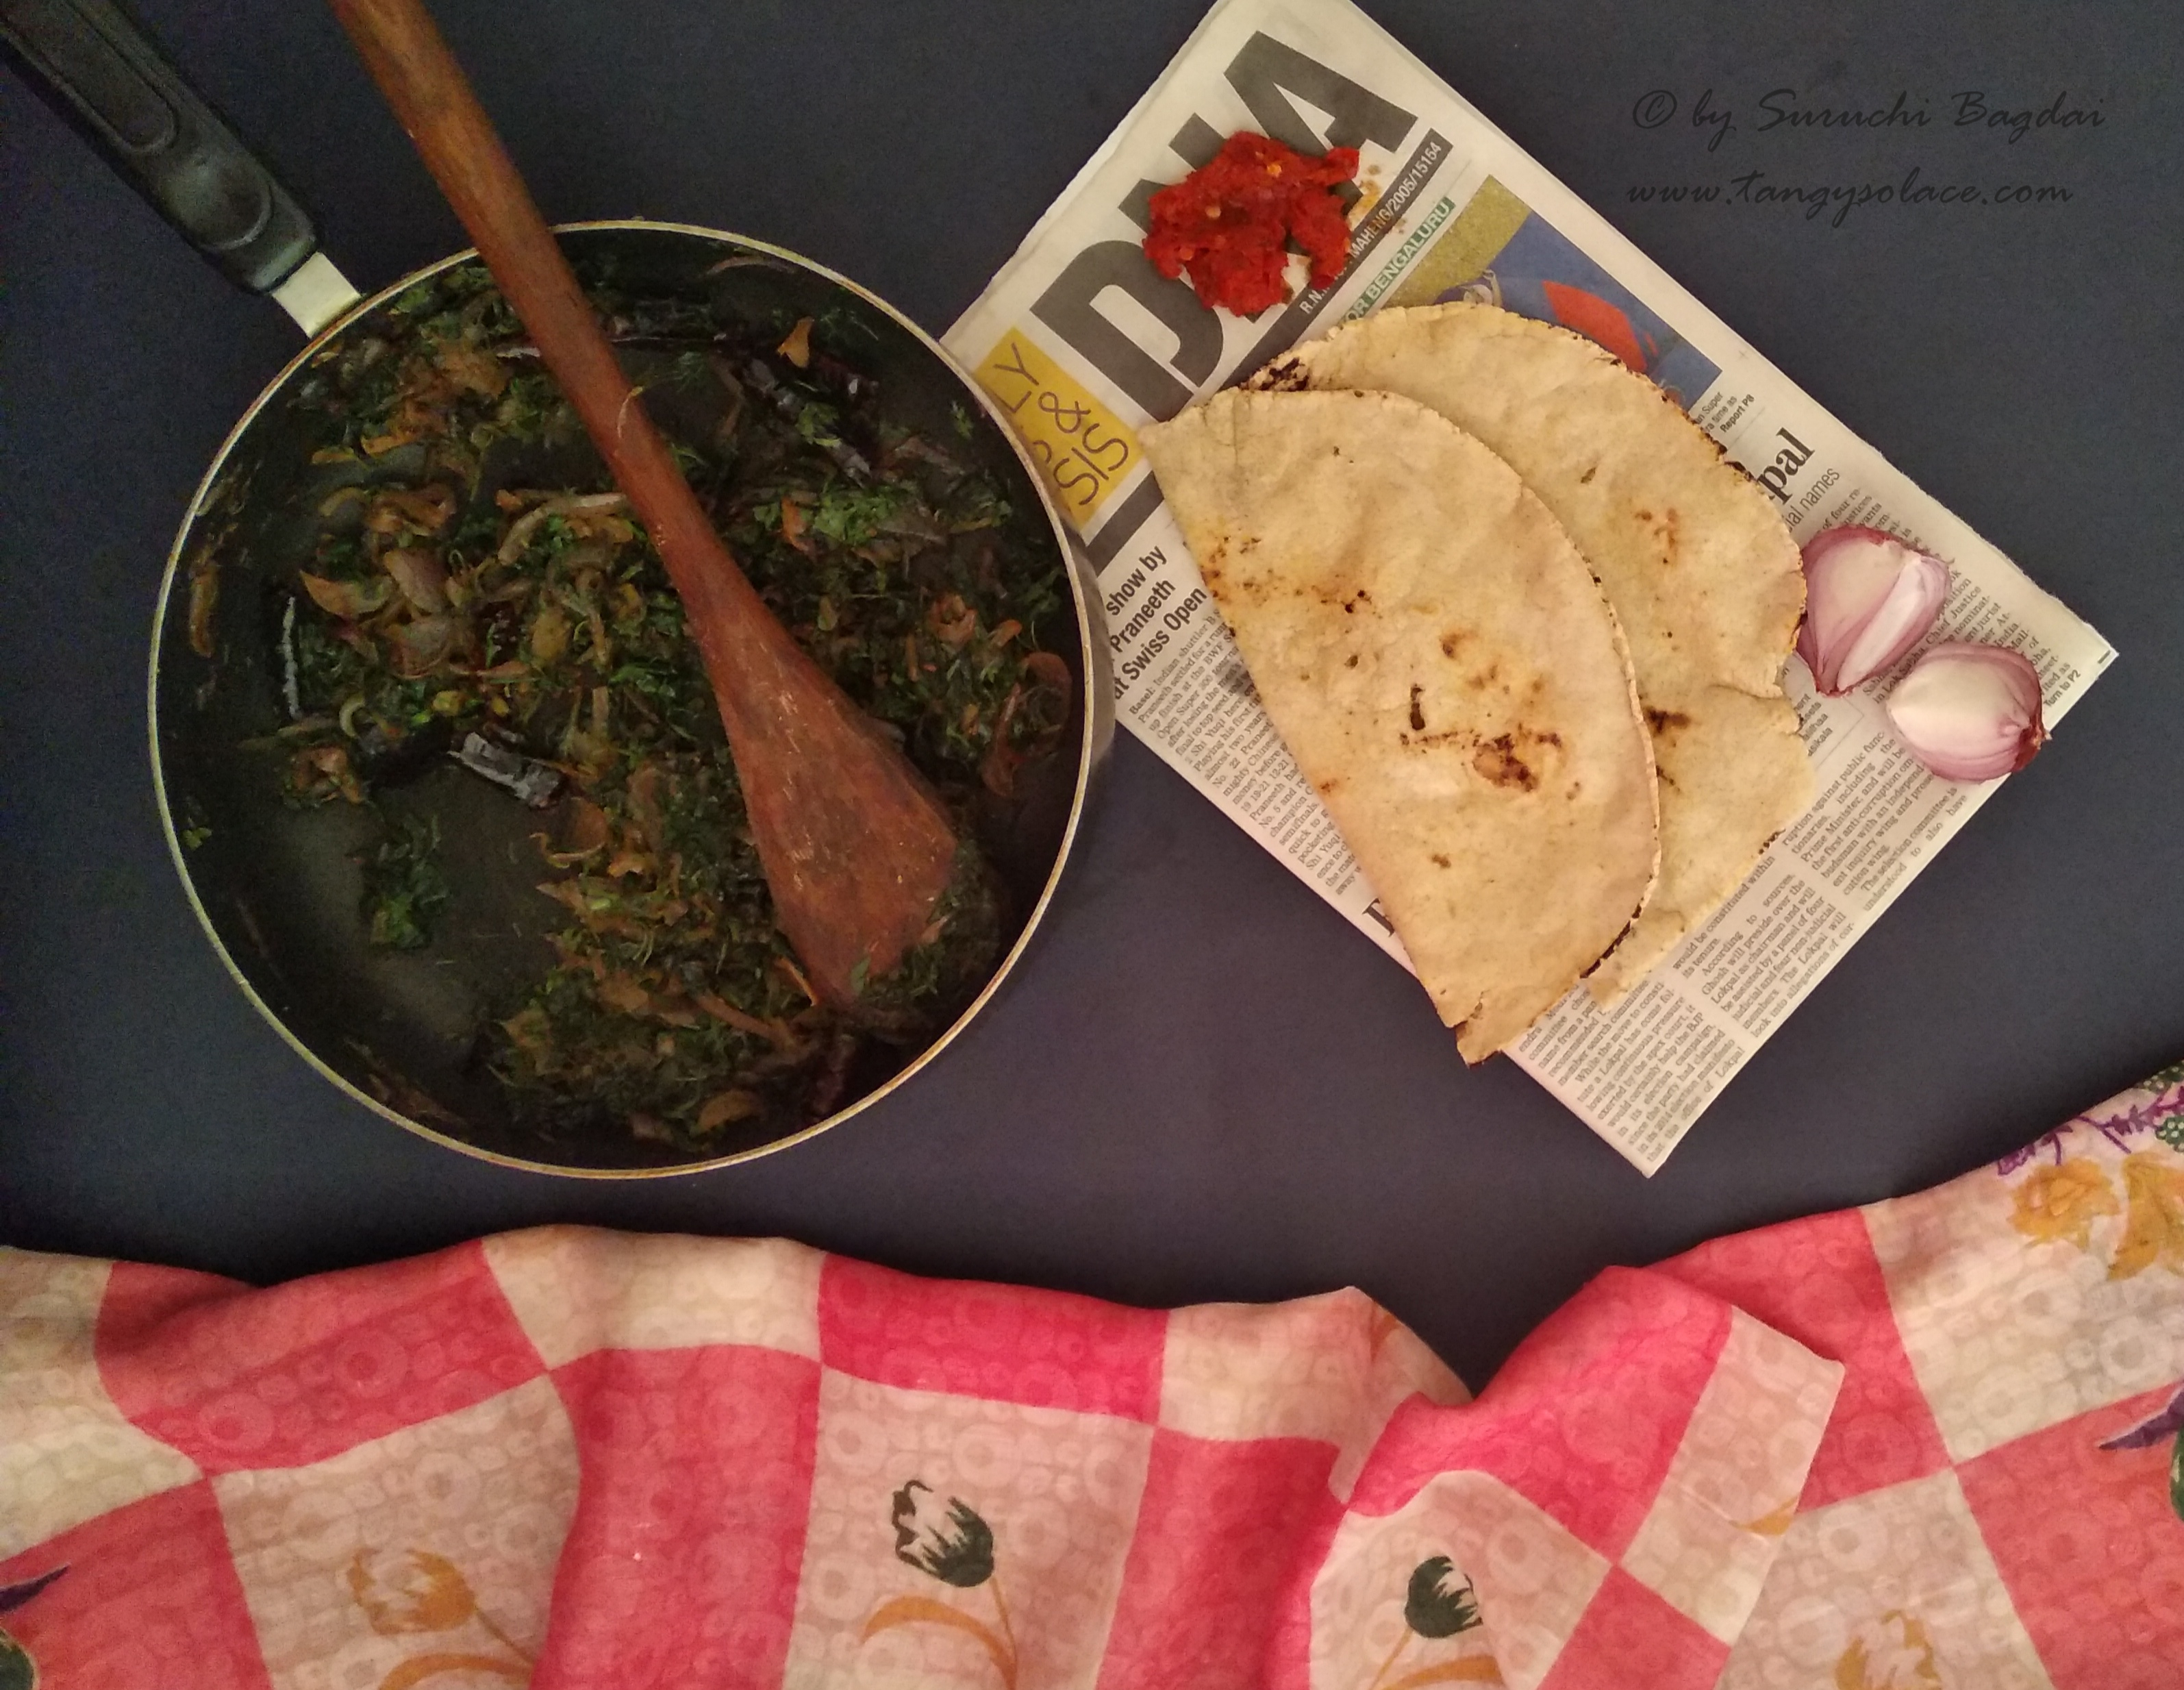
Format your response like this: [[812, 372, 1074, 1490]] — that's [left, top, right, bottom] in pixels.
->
[[328, 0, 958, 1006]]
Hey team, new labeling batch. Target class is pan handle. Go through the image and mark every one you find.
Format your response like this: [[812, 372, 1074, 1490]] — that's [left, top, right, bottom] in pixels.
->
[[1, 0, 318, 293]]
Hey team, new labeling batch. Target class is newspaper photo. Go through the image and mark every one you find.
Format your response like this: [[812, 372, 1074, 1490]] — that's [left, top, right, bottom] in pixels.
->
[[943, 0, 2116, 1172]]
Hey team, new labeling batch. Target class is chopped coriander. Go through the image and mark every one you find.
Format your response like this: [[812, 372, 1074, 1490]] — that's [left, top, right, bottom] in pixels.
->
[[362, 814, 451, 950]]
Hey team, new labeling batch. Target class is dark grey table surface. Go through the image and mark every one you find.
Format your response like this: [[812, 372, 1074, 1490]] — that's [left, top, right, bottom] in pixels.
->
[[3, 0, 2179, 1390]]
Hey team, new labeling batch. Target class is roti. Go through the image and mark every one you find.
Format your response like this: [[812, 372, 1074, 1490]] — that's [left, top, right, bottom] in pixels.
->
[[1139, 387, 1659, 1060], [1262, 301, 1813, 1002]]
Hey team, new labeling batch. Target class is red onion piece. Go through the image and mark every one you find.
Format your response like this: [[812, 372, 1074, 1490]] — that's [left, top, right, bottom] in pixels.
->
[[1884, 642, 2046, 780], [1796, 525, 1951, 694], [299, 571, 393, 620], [380, 547, 450, 614], [388, 614, 462, 679]]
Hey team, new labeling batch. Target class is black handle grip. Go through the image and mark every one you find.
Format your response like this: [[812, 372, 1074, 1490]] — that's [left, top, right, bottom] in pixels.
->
[[1, 0, 316, 293]]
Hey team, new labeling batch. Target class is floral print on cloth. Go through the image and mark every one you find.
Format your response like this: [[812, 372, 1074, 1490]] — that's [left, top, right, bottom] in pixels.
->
[[1674, 1059, 2184, 1689], [1, 1061, 2181, 1689]]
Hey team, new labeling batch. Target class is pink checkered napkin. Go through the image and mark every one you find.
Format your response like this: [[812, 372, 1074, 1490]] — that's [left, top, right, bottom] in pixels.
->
[[18, 1070, 2177, 1690], [1656, 1059, 2184, 1690], [0, 1221, 1835, 1687]]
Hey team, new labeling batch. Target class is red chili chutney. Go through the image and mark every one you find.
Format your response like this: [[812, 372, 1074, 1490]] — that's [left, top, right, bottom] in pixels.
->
[[1143, 132, 1361, 316]]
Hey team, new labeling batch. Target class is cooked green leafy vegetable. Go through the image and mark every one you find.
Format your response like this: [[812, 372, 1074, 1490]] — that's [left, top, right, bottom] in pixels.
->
[[362, 813, 451, 951], [271, 261, 1072, 1150]]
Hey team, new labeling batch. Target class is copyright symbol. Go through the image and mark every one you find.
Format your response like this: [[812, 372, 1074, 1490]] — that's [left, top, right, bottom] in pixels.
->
[[1633, 89, 1678, 129]]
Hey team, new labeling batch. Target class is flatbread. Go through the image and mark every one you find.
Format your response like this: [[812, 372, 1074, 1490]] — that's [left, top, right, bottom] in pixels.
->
[[1264, 302, 1813, 1002], [1140, 388, 1659, 1060]]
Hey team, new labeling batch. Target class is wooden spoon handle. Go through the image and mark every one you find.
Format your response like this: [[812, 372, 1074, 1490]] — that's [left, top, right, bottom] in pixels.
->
[[327, 0, 735, 625], [328, 0, 959, 1004]]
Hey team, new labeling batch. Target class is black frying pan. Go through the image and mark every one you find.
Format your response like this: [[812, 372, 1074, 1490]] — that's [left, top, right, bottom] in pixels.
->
[[2, 0, 1107, 1176]]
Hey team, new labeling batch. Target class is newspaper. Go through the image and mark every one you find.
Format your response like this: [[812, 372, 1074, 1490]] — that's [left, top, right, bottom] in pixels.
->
[[944, 0, 2116, 1172]]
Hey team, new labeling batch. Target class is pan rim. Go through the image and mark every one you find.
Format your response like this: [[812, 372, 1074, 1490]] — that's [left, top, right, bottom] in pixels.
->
[[148, 217, 1108, 1179]]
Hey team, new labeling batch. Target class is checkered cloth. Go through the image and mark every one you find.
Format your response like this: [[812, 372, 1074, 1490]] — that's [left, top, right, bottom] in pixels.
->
[[3, 1062, 2181, 1689]]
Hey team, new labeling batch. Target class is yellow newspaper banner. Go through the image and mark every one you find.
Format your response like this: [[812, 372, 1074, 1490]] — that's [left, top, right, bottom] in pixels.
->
[[973, 328, 1140, 529]]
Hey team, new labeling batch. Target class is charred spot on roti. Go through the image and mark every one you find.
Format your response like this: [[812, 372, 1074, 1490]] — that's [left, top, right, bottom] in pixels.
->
[[1253, 356, 1311, 393], [1432, 852, 1452, 867], [1440, 630, 1469, 658], [1581, 464, 1597, 484], [1400, 719, 1561, 788], [1648, 507, 1682, 562], [1345, 653, 1359, 667], [1409, 684, 1426, 731], [1635, 508, 1653, 522], [1472, 734, 1538, 791], [1644, 707, 1692, 735]]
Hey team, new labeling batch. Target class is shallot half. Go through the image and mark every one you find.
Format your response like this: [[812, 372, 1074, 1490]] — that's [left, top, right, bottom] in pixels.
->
[[1796, 525, 1951, 694], [1884, 642, 2047, 780]]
